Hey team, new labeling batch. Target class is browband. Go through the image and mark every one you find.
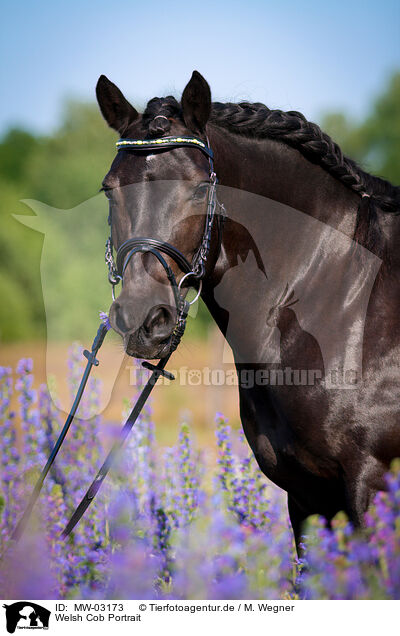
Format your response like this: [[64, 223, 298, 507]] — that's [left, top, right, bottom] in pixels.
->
[[116, 136, 214, 161]]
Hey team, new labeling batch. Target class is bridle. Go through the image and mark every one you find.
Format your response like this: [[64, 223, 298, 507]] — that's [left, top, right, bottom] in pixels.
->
[[11, 134, 226, 544], [104, 135, 225, 352]]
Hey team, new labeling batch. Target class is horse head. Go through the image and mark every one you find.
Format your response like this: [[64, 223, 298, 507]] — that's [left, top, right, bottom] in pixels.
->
[[97, 71, 221, 359]]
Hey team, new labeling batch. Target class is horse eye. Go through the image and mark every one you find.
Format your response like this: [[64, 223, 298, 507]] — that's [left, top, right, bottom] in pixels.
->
[[100, 185, 114, 200], [192, 184, 209, 201]]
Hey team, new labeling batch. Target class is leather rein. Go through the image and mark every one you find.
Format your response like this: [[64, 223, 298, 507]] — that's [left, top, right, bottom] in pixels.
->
[[104, 135, 225, 352]]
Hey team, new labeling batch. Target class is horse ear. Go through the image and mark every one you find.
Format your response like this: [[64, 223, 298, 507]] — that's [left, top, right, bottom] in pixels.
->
[[96, 75, 139, 135], [181, 71, 211, 134]]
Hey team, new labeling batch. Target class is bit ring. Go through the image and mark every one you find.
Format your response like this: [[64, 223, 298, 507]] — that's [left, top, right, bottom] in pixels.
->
[[178, 272, 202, 305]]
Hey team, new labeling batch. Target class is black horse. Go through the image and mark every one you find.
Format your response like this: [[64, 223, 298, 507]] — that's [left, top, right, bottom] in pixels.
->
[[96, 70, 400, 548]]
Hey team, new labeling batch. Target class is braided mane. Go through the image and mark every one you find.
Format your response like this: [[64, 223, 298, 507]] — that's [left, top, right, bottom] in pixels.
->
[[210, 102, 400, 214], [143, 97, 400, 215]]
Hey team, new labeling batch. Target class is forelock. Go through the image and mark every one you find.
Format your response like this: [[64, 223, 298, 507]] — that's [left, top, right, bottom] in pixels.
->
[[142, 96, 181, 137]]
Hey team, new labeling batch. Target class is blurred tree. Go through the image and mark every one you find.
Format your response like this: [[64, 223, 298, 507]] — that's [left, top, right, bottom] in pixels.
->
[[0, 129, 39, 185], [321, 72, 400, 185], [359, 72, 400, 184], [0, 103, 116, 342]]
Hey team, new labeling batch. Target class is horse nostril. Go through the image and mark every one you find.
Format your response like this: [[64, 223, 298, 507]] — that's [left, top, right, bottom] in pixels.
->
[[110, 301, 132, 335], [143, 305, 174, 340]]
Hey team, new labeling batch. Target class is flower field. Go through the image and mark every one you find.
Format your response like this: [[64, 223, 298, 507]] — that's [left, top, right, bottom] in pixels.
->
[[1, 350, 400, 600]]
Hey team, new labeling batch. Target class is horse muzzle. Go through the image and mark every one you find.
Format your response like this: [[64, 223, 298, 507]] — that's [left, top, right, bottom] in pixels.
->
[[110, 301, 177, 359]]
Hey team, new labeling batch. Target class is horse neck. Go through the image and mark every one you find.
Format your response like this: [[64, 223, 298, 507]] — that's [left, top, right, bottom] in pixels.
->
[[202, 125, 367, 355], [208, 124, 360, 237]]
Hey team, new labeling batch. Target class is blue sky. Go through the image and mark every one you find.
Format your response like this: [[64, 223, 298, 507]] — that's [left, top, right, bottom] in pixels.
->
[[1, 0, 399, 135]]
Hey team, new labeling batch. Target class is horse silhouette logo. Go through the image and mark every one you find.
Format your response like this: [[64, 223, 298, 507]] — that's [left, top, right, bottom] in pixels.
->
[[3, 602, 50, 633], [13, 195, 122, 417]]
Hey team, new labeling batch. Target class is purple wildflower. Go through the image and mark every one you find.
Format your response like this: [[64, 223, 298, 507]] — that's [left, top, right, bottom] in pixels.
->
[[99, 311, 111, 331]]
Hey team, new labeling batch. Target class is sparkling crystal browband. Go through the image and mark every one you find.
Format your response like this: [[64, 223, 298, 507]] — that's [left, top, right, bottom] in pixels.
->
[[116, 136, 213, 160]]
